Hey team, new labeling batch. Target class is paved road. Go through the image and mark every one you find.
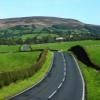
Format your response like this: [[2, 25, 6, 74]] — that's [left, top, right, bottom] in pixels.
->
[[10, 52, 84, 100], [10, 52, 66, 100], [51, 53, 84, 100]]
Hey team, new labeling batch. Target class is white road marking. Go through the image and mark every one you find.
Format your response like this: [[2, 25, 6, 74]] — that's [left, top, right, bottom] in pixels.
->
[[48, 90, 57, 99], [71, 54, 85, 100], [48, 52, 67, 99], [62, 77, 65, 82], [58, 83, 63, 89], [64, 71, 66, 76], [64, 67, 66, 71]]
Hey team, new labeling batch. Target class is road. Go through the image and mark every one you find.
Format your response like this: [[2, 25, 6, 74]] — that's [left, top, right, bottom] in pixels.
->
[[10, 52, 66, 100], [10, 52, 84, 100], [51, 53, 84, 100]]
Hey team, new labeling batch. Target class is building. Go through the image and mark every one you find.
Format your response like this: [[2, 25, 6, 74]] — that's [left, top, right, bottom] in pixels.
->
[[56, 37, 65, 41]]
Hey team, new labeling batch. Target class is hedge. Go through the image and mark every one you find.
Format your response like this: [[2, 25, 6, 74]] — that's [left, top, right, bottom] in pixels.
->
[[0, 49, 48, 88]]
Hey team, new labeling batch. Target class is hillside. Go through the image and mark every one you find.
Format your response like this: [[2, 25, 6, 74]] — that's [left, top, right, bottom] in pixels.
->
[[0, 16, 100, 44], [0, 16, 84, 28]]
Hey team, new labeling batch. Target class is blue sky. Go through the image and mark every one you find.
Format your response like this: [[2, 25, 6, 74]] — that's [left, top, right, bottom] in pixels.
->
[[0, 0, 100, 25]]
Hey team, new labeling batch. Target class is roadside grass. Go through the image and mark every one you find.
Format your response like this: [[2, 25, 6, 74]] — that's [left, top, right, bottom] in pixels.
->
[[79, 62, 100, 100], [0, 51, 40, 72], [0, 51, 53, 100], [77, 46, 100, 100]]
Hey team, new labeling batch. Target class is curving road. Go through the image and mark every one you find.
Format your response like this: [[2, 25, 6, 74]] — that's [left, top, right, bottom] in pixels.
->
[[10, 52, 84, 100], [10, 52, 66, 100], [51, 52, 84, 100]]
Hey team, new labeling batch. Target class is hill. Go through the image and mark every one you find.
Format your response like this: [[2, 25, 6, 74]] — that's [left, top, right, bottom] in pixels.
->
[[0, 16, 84, 28], [0, 16, 100, 44]]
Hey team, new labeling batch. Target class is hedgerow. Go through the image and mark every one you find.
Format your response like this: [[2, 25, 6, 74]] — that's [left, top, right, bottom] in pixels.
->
[[0, 49, 48, 88]]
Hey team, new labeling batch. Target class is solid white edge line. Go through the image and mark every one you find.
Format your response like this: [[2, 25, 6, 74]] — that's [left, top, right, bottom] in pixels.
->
[[8, 52, 54, 99], [71, 54, 85, 100]]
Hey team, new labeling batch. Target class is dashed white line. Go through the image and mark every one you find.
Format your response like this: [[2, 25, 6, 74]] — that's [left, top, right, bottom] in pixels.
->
[[9, 53, 55, 100], [64, 67, 66, 71], [48, 90, 57, 99], [64, 72, 66, 76], [62, 77, 65, 82], [48, 52, 67, 99], [58, 83, 63, 89]]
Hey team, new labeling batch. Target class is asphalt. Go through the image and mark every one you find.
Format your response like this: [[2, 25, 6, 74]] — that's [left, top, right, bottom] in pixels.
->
[[51, 53, 83, 100], [10, 52, 84, 100], [10, 52, 65, 100]]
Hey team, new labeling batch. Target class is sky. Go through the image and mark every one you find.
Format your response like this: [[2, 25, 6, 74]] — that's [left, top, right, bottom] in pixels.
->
[[0, 0, 100, 25]]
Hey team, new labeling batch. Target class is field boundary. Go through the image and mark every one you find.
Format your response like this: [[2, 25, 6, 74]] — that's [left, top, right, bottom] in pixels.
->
[[8, 52, 54, 99]]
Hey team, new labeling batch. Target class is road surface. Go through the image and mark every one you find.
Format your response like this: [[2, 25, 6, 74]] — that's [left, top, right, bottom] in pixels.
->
[[10, 52, 84, 100], [51, 52, 84, 100]]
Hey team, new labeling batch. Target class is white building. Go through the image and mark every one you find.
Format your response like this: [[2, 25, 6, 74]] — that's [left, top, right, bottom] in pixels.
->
[[56, 37, 65, 41]]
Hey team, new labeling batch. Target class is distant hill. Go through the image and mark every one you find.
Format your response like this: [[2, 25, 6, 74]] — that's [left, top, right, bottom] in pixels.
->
[[0, 16, 100, 44], [0, 16, 84, 28]]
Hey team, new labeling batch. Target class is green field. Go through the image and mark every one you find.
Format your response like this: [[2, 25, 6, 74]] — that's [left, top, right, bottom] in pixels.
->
[[31, 40, 100, 51], [21, 34, 38, 40], [0, 45, 19, 52], [21, 33, 59, 40], [0, 51, 40, 72]]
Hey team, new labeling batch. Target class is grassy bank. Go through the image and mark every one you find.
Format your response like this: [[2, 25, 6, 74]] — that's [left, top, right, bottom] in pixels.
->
[[0, 51, 53, 100], [79, 62, 100, 100], [77, 46, 100, 100], [85, 46, 100, 66]]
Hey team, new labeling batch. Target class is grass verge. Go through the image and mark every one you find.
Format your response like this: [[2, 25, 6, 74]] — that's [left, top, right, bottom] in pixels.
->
[[79, 62, 100, 100], [0, 51, 53, 100]]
